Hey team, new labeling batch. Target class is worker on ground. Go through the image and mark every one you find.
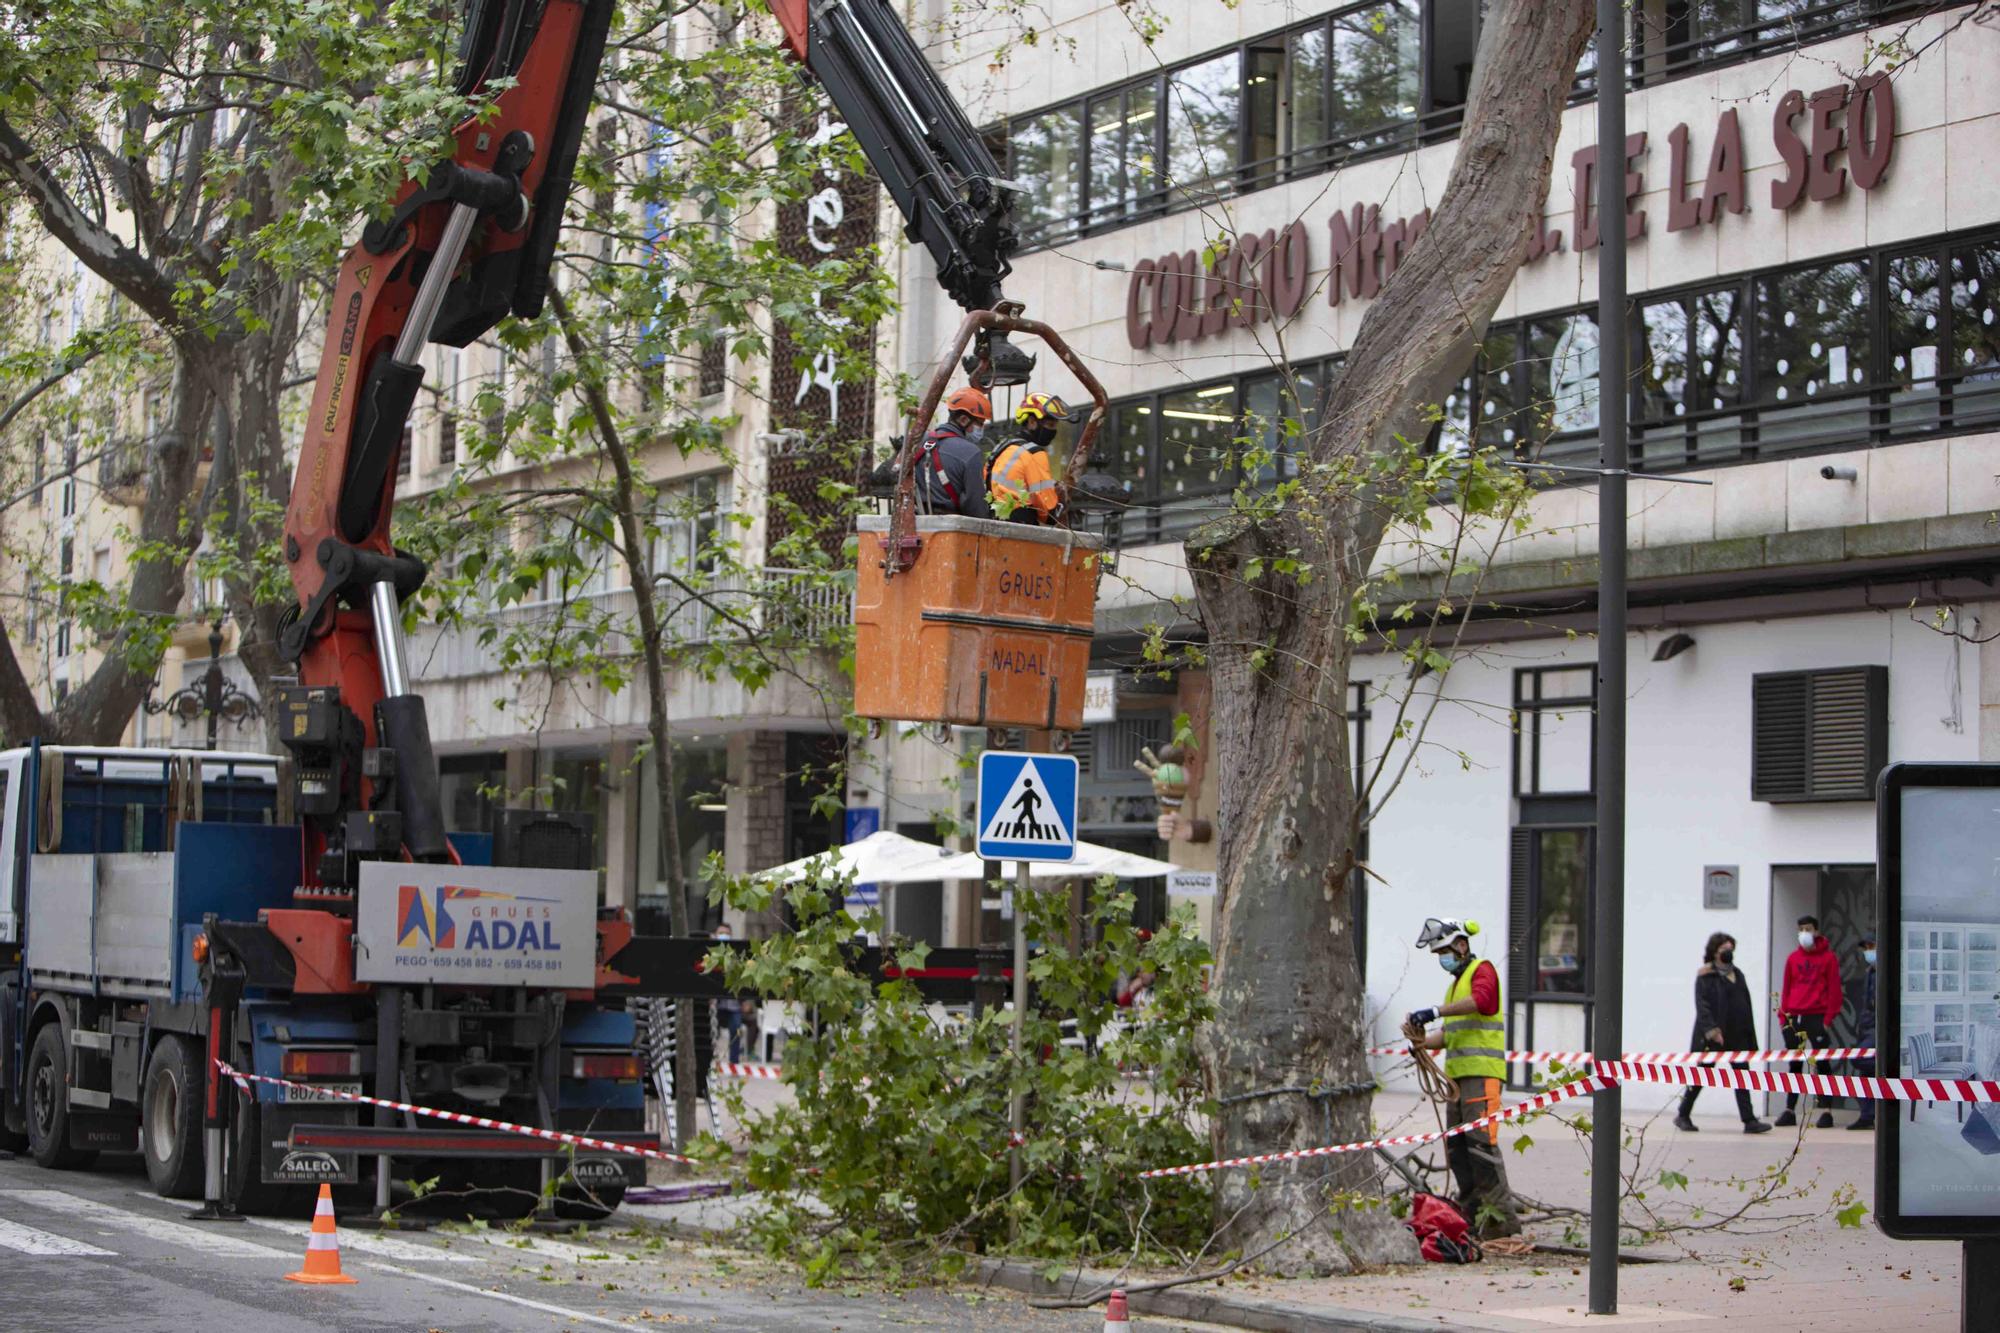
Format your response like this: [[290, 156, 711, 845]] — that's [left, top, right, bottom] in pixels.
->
[[913, 386, 993, 518], [986, 391, 1077, 524], [1404, 918, 1521, 1238]]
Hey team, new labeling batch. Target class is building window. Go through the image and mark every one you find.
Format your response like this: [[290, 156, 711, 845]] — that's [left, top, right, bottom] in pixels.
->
[[993, 0, 1899, 251], [1085, 81, 1162, 229], [1509, 825, 1592, 999], [1513, 665, 1595, 798], [55, 620, 71, 661], [485, 344, 508, 445], [1008, 105, 1084, 242], [1753, 257, 1872, 448], [397, 423, 412, 479], [1750, 665, 1888, 803], [1164, 52, 1240, 203], [652, 473, 729, 578], [59, 538, 73, 579]]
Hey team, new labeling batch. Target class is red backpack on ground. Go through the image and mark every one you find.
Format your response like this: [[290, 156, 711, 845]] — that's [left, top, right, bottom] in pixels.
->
[[1405, 1193, 1482, 1264]]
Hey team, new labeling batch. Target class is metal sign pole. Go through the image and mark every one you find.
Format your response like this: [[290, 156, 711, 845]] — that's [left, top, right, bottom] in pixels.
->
[[1009, 858, 1029, 1201], [1588, 0, 1629, 1315]]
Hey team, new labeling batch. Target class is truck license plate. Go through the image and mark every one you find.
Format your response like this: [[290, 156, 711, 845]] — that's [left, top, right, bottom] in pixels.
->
[[278, 1081, 363, 1104]]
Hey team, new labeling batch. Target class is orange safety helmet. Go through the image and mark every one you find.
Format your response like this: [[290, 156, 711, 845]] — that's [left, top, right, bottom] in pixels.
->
[[1013, 391, 1077, 426], [942, 386, 993, 422]]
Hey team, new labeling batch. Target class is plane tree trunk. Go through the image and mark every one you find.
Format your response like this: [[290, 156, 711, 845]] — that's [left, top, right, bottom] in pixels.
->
[[1189, 0, 1596, 1274]]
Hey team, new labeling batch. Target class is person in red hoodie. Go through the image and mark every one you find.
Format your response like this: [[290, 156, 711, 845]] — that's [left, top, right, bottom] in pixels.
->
[[1776, 914, 1845, 1128]]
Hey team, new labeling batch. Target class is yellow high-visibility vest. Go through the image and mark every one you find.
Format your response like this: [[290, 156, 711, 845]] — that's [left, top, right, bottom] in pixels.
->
[[1442, 959, 1506, 1081]]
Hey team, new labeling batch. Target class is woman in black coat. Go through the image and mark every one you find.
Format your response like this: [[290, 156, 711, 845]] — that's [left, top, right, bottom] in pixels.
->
[[1673, 932, 1773, 1133]]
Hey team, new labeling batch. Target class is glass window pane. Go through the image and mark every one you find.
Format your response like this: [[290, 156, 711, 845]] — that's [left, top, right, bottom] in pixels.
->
[[1528, 312, 1601, 444], [1537, 706, 1594, 792], [1638, 298, 1689, 425], [1287, 24, 1329, 169], [1437, 370, 1474, 457], [1088, 94, 1129, 227], [1160, 384, 1238, 497], [1331, 2, 1420, 148], [1111, 402, 1155, 500], [1478, 328, 1521, 451], [1166, 54, 1240, 200], [1534, 829, 1590, 995], [1754, 258, 1871, 448], [1243, 368, 1318, 485], [1010, 106, 1082, 243], [1426, 0, 1480, 116], [1951, 239, 2000, 429], [1245, 42, 1283, 188], [1886, 249, 1944, 433], [1088, 83, 1160, 226]]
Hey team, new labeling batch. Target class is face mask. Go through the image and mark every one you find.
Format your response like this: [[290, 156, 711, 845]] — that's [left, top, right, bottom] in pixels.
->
[[967, 424, 987, 445], [1717, 948, 1734, 966], [1864, 948, 1878, 967], [1798, 931, 1816, 949], [1439, 953, 1468, 976]]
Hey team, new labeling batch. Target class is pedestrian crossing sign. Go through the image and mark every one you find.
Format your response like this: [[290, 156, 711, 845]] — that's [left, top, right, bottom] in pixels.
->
[[976, 752, 1079, 862]]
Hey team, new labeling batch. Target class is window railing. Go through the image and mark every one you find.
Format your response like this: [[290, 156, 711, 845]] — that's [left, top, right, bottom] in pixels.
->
[[991, 0, 1934, 254], [1098, 224, 2000, 548]]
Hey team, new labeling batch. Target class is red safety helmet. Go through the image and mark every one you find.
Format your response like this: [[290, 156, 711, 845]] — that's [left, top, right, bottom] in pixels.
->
[[943, 386, 993, 422]]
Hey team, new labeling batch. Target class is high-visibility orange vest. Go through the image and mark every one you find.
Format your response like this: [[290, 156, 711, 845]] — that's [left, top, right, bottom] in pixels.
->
[[988, 441, 1059, 520]]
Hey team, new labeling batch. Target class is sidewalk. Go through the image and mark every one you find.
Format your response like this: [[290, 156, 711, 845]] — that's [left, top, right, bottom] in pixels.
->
[[645, 1080, 1960, 1332]]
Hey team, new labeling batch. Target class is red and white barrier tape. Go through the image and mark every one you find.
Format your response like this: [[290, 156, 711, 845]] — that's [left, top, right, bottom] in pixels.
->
[[1137, 1074, 1613, 1180], [1365, 1046, 1874, 1065], [713, 1063, 784, 1080], [215, 1061, 700, 1166], [1140, 1060, 1991, 1181], [1597, 1060, 2000, 1103]]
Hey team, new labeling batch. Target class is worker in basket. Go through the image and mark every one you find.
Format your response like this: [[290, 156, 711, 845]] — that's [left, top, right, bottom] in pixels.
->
[[911, 385, 993, 518], [1403, 916, 1522, 1239], [987, 390, 1078, 524]]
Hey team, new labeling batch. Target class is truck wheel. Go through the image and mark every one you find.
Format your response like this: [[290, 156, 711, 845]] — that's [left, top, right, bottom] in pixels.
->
[[25, 1025, 96, 1170], [141, 1035, 204, 1198], [222, 1090, 295, 1216]]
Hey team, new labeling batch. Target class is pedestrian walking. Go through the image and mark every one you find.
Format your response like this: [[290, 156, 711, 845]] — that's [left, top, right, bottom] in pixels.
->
[[1848, 934, 1878, 1131], [1404, 917, 1521, 1238], [1673, 932, 1773, 1134], [1775, 914, 1845, 1128], [714, 924, 746, 1063]]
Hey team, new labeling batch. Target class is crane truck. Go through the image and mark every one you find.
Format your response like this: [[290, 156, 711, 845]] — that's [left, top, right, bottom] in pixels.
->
[[0, 0, 1103, 1218]]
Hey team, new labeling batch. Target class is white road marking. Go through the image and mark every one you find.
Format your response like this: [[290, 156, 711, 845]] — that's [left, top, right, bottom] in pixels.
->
[[363, 1262, 631, 1329], [246, 1217, 476, 1263], [0, 1215, 115, 1257], [6, 1190, 289, 1258]]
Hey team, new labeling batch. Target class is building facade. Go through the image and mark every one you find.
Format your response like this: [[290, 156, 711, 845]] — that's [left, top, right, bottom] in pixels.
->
[[867, 0, 2000, 1098]]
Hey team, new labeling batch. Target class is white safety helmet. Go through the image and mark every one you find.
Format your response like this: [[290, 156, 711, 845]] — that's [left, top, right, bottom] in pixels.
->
[[1414, 917, 1479, 951]]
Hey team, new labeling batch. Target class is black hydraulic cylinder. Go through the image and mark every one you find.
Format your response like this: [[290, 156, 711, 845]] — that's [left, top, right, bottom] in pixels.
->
[[339, 355, 425, 543], [376, 694, 450, 862]]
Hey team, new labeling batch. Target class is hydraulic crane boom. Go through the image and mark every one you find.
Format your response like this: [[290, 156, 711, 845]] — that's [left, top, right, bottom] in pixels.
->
[[277, 0, 1049, 887], [279, 0, 610, 889], [771, 0, 1035, 385]]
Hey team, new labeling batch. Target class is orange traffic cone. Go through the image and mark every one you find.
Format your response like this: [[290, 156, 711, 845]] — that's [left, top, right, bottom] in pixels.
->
[[1104, 1288, 1131, 1330], [284, 1183, 358, 1285]]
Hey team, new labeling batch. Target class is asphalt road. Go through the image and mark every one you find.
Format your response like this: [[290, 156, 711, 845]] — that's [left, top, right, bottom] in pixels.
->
[[0, 1152, 1164, 1332]]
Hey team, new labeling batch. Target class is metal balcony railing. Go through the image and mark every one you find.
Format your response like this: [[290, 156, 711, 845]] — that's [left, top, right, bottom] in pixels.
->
[[406, 568, 854, 683]]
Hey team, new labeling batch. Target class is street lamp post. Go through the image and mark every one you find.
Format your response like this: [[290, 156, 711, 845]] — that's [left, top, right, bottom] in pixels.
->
[[1589, 0, 1630, 1316], [146, 618, 261, 750]]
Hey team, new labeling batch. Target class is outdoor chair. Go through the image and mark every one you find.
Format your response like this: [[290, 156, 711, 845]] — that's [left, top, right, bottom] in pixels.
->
[[1907, 1032, 1976, 1123]]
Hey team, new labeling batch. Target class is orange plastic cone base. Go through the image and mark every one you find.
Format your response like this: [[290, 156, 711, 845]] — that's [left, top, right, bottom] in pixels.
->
[[284, 1183, 358, 1285]]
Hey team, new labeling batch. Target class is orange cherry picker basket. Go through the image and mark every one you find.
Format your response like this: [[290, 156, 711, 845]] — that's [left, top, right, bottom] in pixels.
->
[[853, 305, 1108, 732]]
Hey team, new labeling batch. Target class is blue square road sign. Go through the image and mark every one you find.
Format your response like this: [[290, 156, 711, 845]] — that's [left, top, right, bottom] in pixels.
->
[[976, 752, 1079, 862]]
